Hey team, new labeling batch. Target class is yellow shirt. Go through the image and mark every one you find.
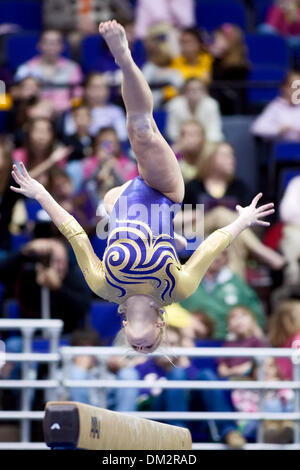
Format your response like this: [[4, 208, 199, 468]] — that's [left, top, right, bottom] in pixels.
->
[[170, 53, 213, 82]]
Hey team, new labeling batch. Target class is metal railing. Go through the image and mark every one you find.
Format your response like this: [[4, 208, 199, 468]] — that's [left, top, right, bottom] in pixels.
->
[[0, 319, 63, 443], [0, 331, 300, 449]]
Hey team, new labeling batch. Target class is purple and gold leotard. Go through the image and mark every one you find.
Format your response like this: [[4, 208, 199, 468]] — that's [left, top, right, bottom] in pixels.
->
[[58, 177, 233, 306]]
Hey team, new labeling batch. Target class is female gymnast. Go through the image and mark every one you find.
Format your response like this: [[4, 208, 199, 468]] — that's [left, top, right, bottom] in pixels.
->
[[10, 20, 275, 355]]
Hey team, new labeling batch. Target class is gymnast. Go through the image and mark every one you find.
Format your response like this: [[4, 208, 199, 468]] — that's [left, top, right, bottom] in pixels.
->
[[10, 20, 275, 355]]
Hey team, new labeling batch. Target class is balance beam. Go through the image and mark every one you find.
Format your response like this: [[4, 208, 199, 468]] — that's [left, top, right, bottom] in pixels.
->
[[43, 402, 192, 450]]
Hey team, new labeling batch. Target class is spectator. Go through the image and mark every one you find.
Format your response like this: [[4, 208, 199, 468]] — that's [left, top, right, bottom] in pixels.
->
[[183, 142, 252, 211], [218, 306, 266, 380], [166, 77, 224, 143], [67, 126, 138, 198], [7, 77, 55, 147], [67, 328, 115, 408], [170, 28, 213, 84], [135, 0, 195, 40], [180, 249, 266, 339], [13, 118, 66, 171], [261, 357, 295, 443], [251, 71, 300, 141], [260, 0, 300, 46], [62, 104, 93, 161], [209, 23, 250, 115], [62, 73, 127, 141], [179, 142, 285, 278], [269, 299, 300, 381], [48, 167, 98, 233], [172, 120, 214, 183], [0, 238, 92, 333], [279, 175, 300, 285], [15, 30, 83, 112], [142, 25, 184, 108], [0, 136, 23, 258]]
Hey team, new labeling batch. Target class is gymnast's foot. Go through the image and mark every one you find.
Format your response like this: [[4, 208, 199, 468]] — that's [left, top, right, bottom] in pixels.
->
[[99, 20, 131, 68]]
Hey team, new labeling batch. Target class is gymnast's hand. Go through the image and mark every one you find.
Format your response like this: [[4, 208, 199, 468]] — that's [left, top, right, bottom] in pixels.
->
[[10, 162, 45, 199], [235, 192, 275, 228]]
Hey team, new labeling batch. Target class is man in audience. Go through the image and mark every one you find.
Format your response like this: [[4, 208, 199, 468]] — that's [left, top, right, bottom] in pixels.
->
[[15, 30, 83, 113], [0, 237, 92, 334]]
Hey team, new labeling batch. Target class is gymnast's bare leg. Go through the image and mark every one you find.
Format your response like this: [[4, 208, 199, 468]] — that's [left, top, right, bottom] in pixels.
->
[[99, 20, 185, 204], [100, 21, 186, 252]]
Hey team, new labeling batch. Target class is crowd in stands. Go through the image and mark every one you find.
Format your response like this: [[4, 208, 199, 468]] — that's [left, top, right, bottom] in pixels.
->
[[0, 0, 300, 448]]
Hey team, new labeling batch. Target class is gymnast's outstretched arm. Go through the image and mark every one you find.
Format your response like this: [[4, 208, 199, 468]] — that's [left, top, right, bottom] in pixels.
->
[[10, 162, 106, 296], [175, 193, 275, 300]]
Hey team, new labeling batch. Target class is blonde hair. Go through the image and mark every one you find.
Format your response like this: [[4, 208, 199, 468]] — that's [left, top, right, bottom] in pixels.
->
[[145, 24, 174, 67], [196, 141, 234, 180], [269, 300, 300, 347], [114, 306, 179, 365], [215, 24, 249, 68]]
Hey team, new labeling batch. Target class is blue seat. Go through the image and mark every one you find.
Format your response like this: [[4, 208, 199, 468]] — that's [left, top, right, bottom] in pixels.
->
[[5, 33, 71, 73], [32, 338, 69, 353], [246, 33, 290, 69], [247, 65, 286, 106], [279, 169, 300, 194], [0, 0, 42, 31], [252, 0, 274, 25], [80, 35, 146, 73], [192, 339, 224, 372], [80, 35, 104, 73], [88, 301, 121, 344], [0, 110, 8, 133], [195, 0, 247, 32], [3, 299, 20, 318], [273, 141, 300, 162], [153, 109, 167, 136]]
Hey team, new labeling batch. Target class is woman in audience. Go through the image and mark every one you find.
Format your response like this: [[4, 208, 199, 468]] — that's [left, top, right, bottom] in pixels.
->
[[181, 142, 285, 278], [13, 118, 67, 171], [67, 126, 138, 198], [0, 136, 24, 259], [61, 72, 127, 142], [279, 175, 300, 285], [62, 104, 93, 161], [172, 120, 214, 183], [142, 25, 184, 109], [209, 23, 250, 115], [260, 0, 300, 47], [251, 70, 300, 141], [166, 77, 224, 143], [269, 299, 300, 381], [170, 28, 213, 84]]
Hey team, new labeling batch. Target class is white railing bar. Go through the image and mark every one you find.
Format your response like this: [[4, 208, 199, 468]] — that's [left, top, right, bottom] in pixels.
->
[[0, 410, 299, 421], [5, 353, 60, 362], [0, 443, 48, 450], [0, 319, 63, 329], [0, 442, 299, 450], [62, 379, 300, 390], [192, 443, 300, 450], [0, 411, 44, 419], [60, 346, 299, 358], [0, 380, 58, 388]]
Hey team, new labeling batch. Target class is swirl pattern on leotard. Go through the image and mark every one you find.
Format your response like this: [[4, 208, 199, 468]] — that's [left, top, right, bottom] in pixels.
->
[[103, 219, 180, 301]]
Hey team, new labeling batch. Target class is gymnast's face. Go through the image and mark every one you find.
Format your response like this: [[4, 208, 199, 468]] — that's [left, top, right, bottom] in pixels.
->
[[122, 296, 165, 354]]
